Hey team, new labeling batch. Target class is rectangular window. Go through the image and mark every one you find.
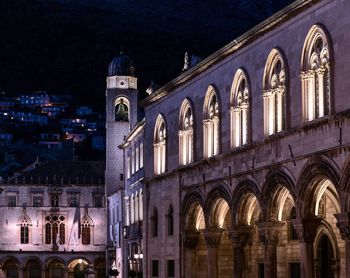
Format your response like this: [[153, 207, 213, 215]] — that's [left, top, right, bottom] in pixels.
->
[[135, 145, 140, 172], [152, 260, 159, 277], [140, 142, 144, 169], [7, 195, 17, 207], [51, 194, 59, 207], [68, 193, 79, 207], [33, 195, 43, 207], [131, 148, 135, 174], [167, 260, 175, 278], [94, 194, 103, 207], [289, 263, 300, 278], [126, 154, 131, 179]]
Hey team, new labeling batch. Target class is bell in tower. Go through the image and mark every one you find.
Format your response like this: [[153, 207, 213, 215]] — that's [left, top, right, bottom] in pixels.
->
[[115, 98, 129, 122]]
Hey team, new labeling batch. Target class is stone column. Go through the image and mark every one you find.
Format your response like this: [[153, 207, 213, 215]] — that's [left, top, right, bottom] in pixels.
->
[[291, 215, 322, 278], [257, 221, 284, 278], [183, 231, 200, 278], [229, 225, 252, 278], [18, 267, 23, 278], [204, 228, 223, 278], [335, 213, 350, 277]]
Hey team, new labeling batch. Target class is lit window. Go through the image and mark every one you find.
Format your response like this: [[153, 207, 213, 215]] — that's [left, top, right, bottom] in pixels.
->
[[139, 190, 143, 221], [135, 192, 139, 222], [263, 49, 287, 135], [203, 86, 220, 158], [301, 25, 332, 122], [179, 99, 194, 165], [231, 69, 250, 147], [140, 142, 144, 169], [154, 115, 166, 175], [115, 97, 129, 122], [131, 194, 135, 224], [126, 153, 131, 179]]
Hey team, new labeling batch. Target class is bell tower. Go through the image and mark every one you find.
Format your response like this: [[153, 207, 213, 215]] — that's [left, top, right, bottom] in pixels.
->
[[105, 52, 138, 196]]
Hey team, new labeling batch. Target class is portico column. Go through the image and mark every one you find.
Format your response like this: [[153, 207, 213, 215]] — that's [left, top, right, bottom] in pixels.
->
[[18, 267, 23, 278], [257, 221, 284, 278], [183, 231, 200, 278], [335, 213, 350, 277], [229, 225, 252, 278], [292, 215, 322, 278], [204, 227, 223, 278]]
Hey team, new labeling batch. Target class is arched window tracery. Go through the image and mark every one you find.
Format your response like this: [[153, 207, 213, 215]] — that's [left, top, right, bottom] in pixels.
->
[[203, 86, 220, 158], [17, 213, 32, 244], [301, 25, 332, 121], [44, 215, 65, 245], [179, 99, 194, 165], [81, 214, 94, 245], [231, 69, 250, 147], [263, 49, 287, 135], [154, 115, 166, 174]]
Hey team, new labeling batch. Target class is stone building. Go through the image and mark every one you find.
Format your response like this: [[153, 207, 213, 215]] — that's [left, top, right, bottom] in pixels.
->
[[139, 0, 350, 277], [0, 160, 106, 278], [119, 119, 145, 277]]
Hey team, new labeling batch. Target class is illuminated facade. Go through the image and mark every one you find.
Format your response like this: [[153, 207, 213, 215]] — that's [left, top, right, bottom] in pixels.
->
[[140, 0, 350, 277], [0, 161, 106, 278]]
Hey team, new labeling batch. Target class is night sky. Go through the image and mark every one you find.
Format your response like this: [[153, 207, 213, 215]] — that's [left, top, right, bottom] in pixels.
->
[[0, 0, 293, 111]]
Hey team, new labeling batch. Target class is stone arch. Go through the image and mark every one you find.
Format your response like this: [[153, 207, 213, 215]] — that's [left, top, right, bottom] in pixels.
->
[[181, 189, 206, 231], [24, 257, 42, 278], [230, 68, 251, 147], [2, 256, 21, 278], [179, 98, 195, 165], [114, 96, 130, 122], [67, 257, 91, 268], [262, 168, 296, 221], [45, 256, 66, 268], [23, 256, 43, 267], [339, 157, 350, 212], [296, 155, 341, 218], [204, 185, 232, 228], [232, 179, 263, 225], [153, 114, 167, 174], [262, 48, 289, 134], [203, 84, 221, 158]]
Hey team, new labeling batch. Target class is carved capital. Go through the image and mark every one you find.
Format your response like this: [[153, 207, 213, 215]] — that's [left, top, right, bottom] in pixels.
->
[[228, 225, 252, 246], [335, 213, 350, 241], [204, 227, 223, 247], [257, 221, 284, 245], [291, 216, 322, 242], [183, 230, 200, 250]]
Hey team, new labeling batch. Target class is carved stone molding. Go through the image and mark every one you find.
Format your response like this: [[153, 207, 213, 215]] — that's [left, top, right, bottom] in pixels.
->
[[291, 215, 322, 242], [335, 213, 350, 241], [228, 225, 252, 246], [183, 230, 200, 250], [203, 227, 224, 247], [257, 221, 284, 245]]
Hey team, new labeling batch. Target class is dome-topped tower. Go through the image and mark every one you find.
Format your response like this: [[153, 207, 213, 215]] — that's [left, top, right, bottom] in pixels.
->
[[108, 53, 135, 77], [106, 51, 137, 90]]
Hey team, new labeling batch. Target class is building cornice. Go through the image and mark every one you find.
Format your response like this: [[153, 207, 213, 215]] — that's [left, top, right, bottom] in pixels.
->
[[140, 0, 323, 108]]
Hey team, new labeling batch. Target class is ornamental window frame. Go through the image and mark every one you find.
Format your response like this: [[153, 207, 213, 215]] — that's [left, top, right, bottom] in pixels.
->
[[81, 214, 94, 245], [203, 85, 220, 158], [153, 114, 167, 175], [179, 98, 194, 165], [263, 48, 288, 135], [44, 214, 66, 245], [17, 213, 32, 244], [230, 69, 250, 148], [300, 24, 332, 122]]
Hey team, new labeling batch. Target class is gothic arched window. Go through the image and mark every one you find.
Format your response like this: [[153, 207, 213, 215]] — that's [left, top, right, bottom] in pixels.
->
[[167, 205, 174, 236], [179, 99, 194, 165], [81, 214, 94, 245], [115, 97, 130, 122], [301, 25, 332, 122], [151, 208, 158, 237], [203, 86, 220, 158], [231, 69, 250, 148], [263, 49, 287, 135], [154, 115, 166, 175], [17, 214, 32, 244]]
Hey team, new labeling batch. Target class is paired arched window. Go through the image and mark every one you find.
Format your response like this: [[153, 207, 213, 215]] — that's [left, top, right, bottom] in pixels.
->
[[301, 25, 332, 121], [230, 69, 250, 147], [179, 99, 194, 165], [203, 86, 220, 158], [154, 115, 166, 174], [263, 49, 287, 135], [115, 97, 129, 122], [81, 214, 93, 245], [18, 214, 31, 244], [167, 205, 174, 236], [151, 208, 158, 237]]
